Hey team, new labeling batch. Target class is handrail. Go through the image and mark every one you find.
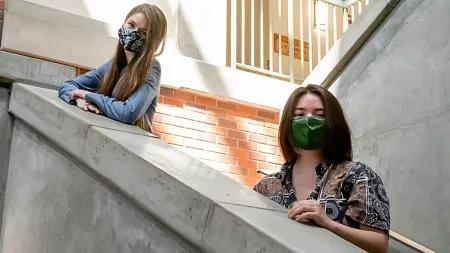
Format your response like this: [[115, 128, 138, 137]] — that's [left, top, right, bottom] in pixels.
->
[[389, 231, 436, 253], [257, 169, 436, 253]]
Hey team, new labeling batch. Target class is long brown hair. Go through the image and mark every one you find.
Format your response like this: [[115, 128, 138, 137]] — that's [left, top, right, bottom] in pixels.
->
[[278, 84, 352, 164], [97, 4, 167, 131]]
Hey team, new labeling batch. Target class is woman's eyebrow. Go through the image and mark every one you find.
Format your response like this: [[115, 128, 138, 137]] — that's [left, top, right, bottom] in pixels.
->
[[295, 107, 324, 110]]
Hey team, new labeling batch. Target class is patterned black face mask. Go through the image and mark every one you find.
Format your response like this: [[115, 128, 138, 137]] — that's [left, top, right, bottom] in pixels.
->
[[118, 26, 146, 53]]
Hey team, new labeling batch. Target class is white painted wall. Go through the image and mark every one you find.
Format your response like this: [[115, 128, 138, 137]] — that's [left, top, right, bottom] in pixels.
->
[[177, 0, 229, 67]]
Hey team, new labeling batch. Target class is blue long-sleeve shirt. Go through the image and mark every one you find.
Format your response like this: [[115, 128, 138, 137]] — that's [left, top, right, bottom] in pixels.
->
[[58, 59, 161, 132]]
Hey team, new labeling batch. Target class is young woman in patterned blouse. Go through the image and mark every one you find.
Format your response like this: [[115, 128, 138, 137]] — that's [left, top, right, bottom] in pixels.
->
[[254, 84, 390, 253]]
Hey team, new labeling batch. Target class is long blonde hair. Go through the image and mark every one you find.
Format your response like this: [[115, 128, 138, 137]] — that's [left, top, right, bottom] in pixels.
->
[[97, 4, 167, 131]]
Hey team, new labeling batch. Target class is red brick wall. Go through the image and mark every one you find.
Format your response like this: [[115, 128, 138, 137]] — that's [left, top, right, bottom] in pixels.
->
[[154, 87, 284, 188], [75, 66, 284, 188]]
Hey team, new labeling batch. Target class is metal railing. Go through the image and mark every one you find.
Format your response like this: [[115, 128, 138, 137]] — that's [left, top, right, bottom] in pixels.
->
[[230, 0, 370, 84]]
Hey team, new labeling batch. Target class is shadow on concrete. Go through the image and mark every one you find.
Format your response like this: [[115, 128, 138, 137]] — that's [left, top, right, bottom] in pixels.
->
[[177, 3, 230, 97]]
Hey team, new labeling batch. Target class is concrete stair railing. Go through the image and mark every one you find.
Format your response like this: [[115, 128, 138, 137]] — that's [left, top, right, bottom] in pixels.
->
[[0, 82, 364, 252]]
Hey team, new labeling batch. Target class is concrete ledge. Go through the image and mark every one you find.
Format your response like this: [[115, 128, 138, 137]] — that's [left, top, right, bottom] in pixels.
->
[[8, 84, 153, 156], [8, 83, 363, 253], [0, 51, 75, 89], [2, 11, 118, 70], [303, 0, 402, 88]]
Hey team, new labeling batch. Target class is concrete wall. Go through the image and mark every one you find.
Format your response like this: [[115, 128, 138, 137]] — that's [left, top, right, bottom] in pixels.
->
[[0, 51, 77, 243], [0, 87, 12, 238], [328, 0, 449, 252], [389, 240, 420, 253], [3, 120, 192, 253]]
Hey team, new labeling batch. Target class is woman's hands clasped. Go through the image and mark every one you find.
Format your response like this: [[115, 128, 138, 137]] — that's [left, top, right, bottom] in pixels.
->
[[288, 200, 335, 230], [70, 90, 100, 114]]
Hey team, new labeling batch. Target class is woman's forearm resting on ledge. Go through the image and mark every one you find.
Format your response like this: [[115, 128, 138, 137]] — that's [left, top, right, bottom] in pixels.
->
[[327, 221, 388, 253]]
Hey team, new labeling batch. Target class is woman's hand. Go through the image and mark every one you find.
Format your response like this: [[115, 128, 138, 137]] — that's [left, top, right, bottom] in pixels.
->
[[75, 98, 100, 114], [289, 200, 388, 252], [69, 89, 92, 100], [288, 200, 334, 229]]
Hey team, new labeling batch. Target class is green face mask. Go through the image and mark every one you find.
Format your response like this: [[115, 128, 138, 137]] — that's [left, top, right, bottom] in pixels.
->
[[291, 116, 326, 150]]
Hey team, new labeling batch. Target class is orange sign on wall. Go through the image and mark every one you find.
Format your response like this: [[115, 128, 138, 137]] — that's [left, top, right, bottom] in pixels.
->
[[273, 33, 309, 62]]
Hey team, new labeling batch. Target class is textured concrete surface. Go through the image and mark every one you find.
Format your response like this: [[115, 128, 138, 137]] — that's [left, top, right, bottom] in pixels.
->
[[202, 203, 360, 253], [0, 51, 75, 88], [2, 120, 192, 253], [0, 87, 13, 240], [6, 83, 364, 252], [389, 240, 421, 253], [329, 0, 449, 252]]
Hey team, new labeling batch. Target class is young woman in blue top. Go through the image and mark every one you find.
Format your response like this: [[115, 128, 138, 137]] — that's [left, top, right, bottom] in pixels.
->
[[58, 4, 167, 132]]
